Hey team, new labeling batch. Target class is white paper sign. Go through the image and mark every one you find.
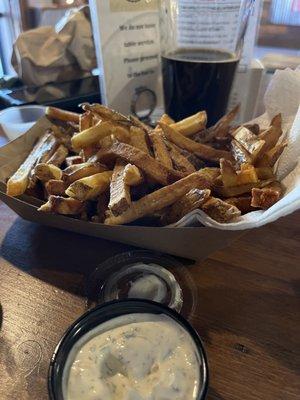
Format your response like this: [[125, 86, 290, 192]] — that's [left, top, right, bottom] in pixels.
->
[[89, 0, 163, 117]]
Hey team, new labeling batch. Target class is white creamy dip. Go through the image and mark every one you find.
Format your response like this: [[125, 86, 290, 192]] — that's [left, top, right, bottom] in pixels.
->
[[63, 313, 200, 400]]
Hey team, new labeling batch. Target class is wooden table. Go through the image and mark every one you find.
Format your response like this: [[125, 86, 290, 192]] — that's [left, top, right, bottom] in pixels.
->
[[0, 201, 299, 400]]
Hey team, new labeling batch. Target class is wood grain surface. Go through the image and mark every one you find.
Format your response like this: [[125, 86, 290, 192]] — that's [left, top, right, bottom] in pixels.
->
[[0, 200, 299, 400]]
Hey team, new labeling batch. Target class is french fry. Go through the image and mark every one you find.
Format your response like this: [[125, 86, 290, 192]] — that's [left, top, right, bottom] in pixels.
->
[[201, 197, 241, 223], [149, 132, 173, 168], [244, 123, 260, 135], [45, 179, 66, 196], [34, 163, 63, 182], [164, 140, 196, 174], [225, 196, 253, 214], [65, 155, 83, 167], [50, 126, 72, 151], [231, 139, 253, 164], [79, 111, 93, 131], [256, 142, 287, 167], [6, 132, 58, 197], [161, 188, 211, 224], [202, 105, 240, 142], [82, 103, 131, 127], [109, 159, 132, 215], [251, 181, 283, 209], [46, 107, 80, 123], [123, 164, 143, 186], [71, 121, 116, 150], [47, 144, 68, 167], [38, 196, 84, 215], [63, 162, 107, 185], [259, 114, 282, 153], [105, 169, 217, 225], [231, 126, 265, 161], [159, 122, 232, 163], [130, 126, 151, 154], [215, 179, 274, 198], [255, 166, 275, 180], [96, 193, 109, 222], [129, 115, 152, 135], [170, 111, 207, 136], [220, 160, 258, 188], [96, 141, 184, 185], [66, 171, 112, 201], [79, 145, 99, 162], [158, 113, 175, 125]]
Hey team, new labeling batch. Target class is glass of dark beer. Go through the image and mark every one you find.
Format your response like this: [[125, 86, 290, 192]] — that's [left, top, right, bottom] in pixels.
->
[[159, 0, 255, 126]]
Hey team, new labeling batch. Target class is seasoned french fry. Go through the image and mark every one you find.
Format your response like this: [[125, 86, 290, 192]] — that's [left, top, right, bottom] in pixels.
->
[[215, 179, 274, 198], [201, 197, 241, 223], [46, 107, 80, 123], [231, 126, 265, 161], [47, 144, 68, 167], [159, 122, 232, 163], [256, 142, 287, 167], [251, 181, 283, 209], [202, 105, 240, 142], [225, 196, 253, 214], [231, 139, 253, 164], [130, 126, 151, 154], [170, 111, 207, 136], [80, 111, 93, 131], [109, 160, 132, 215], [65, 155, 83, 167], [161, 188, 211, 224], [220, 160, 258, 188], [38, 196, 84, 215], [34, 163, 63, 182], [71, 121, 115, 150], [96, 141, 184, 185], [164, 140, 196, 174], [6, 132, 58, 197], [63, 162, 107, 185], [149, 132, 173, 168], [123, 164, 143, 186], [105, 169, 217, 225], [45, 179, 66, 196], [66, 171, 112, 201]]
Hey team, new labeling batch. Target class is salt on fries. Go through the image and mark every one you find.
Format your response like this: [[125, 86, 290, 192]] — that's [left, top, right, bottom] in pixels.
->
[[6, 103, 286, 224]]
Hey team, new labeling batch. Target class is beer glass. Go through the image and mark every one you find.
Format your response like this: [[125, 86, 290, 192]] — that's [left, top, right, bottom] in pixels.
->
[[159, 0, 255, 125]]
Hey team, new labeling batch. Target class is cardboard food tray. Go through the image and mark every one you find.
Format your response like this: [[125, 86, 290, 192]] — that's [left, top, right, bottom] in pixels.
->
[[0, 117, 243, 260]]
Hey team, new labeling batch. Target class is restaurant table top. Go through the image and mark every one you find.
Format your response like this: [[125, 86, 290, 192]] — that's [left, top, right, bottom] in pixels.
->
[[0, 132, 299, 400]]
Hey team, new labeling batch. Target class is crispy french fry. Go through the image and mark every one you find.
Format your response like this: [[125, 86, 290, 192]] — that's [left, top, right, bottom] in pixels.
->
[[220, 160, 258, 188], [251, 181, 283, 209], [38, 196, 84, 215], [109, 159, 132, 215], [34, 163, 63, 182], [224, 196, 253, 214], [215, 179, 274, 198], [161, 188, 211, 224], [66, 171, 112, 201], [255, 166, 275, 180], [164, 140, 196, 174], [105, 169, 217, 225], [258, 114, 282, 153], [63, 162, 107, 185], [159, 122, 232, 163], [202, 105, 240, 142], [96, 193, 109, 222], [79, 111, 93, 131], [46, 107, 80, 123], [231, 126, 265, 161], [99, 135, 115, 149], [231, 139, 253, 164], [130, 126, 150, 154], [47, 144, 68, 167], [79, 145, 99, 162], [158, 113, 175, 125], [65, 155, 83, 167], [170, 111, 207, 136], [123, 164, 143, 186], [82, 103, 131, 127], [149, 132, 173, 168], [256, 142, 287, 167], [96, 141, 184, 185], [45, 179, 66, 196], [244, 123, 260, 135], [201, 197, 241, 223], [71, 121, 115, 150], [6, 132, 58, 197], [129, 115, 152, 135]]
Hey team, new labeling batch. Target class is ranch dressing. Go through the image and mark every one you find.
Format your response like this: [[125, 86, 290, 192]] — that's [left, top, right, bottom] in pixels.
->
[[63, 313, 200, 400]]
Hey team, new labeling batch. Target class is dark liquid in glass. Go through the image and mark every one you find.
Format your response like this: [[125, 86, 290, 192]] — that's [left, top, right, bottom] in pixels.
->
[[162, 49, 239, 126]]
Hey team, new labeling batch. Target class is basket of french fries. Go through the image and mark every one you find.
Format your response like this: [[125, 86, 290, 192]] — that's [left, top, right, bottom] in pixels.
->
[[0, 69, 299, 260]]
